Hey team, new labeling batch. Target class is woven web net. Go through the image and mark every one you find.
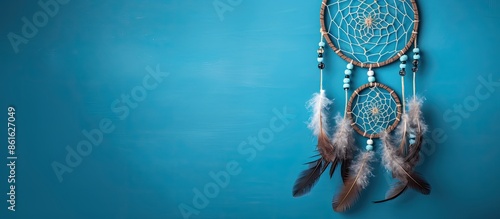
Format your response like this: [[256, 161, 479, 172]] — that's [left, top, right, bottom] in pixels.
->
[[350, 86, 399, 136], [324, 0, 416, 64]]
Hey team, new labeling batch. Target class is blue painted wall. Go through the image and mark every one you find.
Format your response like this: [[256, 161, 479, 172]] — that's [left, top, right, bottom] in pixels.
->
[[1, 0, 499, 218]]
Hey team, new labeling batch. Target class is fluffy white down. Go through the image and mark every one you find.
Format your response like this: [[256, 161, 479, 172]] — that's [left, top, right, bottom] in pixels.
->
[[380, 131, 407, 176], [331, 114, 354, 159], [306, 89, 333, 136], [407, 97, 428, 134], [393, 113, 408, 147], [351, 150, 375, 189]]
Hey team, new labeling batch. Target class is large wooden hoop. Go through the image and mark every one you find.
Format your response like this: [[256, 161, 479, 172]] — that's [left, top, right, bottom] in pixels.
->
[[320, 0, 419, 68]]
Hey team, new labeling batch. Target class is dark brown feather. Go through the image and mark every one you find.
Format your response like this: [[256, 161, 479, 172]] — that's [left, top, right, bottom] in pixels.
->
[[292, 157, 329, 197], [404, 171, 431, 195], [293, 125, 337, 197], [405, 130, 423, 168], [329, 157, 339, 178], [317, 131, 336, 161], [340, 158, 352, 183], [317, 130, 339, 176]]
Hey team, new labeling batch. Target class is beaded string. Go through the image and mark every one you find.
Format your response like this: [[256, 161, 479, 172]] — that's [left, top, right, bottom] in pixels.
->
[[366, 68, 376, 152], [399, 54, 408, 114], [318, 31, 326, 91], [340, 53, 377, 152], [367, 68, 375, 84], [412, 46, 420, 99], [343, 61, 353, 118], [408, 42, 420, 146], [366, 138, 374, 152]]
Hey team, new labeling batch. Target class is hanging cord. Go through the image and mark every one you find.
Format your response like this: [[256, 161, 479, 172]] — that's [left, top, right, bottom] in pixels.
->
[[343, 60, 354, 118], [413, 39, 417, 99], [318, 29, 326, 91], [413, 70, 416, 98], [320, 69, 324, 91], [412, 38, 421, 100], [344, 90, 348, 119], [398, 53, 409, 113], [401, 75, 405, 114]]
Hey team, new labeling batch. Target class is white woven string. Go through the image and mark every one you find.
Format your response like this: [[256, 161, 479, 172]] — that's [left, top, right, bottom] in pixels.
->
[[350, 86, 399, 135], [324, 0, 415, 64]]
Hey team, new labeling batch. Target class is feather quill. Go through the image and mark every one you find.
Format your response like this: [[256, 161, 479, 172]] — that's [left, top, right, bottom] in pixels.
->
[[332, 150, 375, 212], [329, 115, 355, 181], [293, 90, 337, 197]]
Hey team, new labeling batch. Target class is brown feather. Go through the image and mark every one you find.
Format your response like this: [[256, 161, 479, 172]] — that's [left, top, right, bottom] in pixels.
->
[[293, 91, 337, 197], [292, 158, 329, 197], [293, 114, 338, 197], [329, 157, 339, 178], [317, 131, 336, 161], [317, 129, 339, 175], [405, 129, 423, 168], [403, 170, 431, 195], [332, 175, 361, 212], [340, 158, 352, 183], [398, 126, 407, 156], [378, 129, 430, 203], [389, 154, 430, 195], [406, 97, 428, 169], [332, 151, 373, 212]]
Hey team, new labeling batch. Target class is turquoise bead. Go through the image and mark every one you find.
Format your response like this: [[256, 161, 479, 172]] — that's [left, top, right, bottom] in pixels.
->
[[347, 63, 354, 70], [317, 57, 324, 62], [409, 133, 416, 139], [366, 145, 373, 151], [343, 84, 350, 89], [343, 78, 350, 83], [400, 63, 406, 69], [319, 41, 325, 47], [344, 69, 352, 75], [413, 48, 420, 53], [368, 76, 376, 82], [409, 139, 416, 145], [400, 55, 408, 61], [413, 54, 420, 60]]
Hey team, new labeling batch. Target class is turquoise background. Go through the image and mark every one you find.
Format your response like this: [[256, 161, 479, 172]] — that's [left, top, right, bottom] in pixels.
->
[[1, 0, 500, 218]]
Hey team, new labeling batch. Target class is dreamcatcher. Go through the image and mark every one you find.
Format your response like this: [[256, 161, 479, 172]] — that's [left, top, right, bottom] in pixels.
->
[[293, 0, 431, 212]]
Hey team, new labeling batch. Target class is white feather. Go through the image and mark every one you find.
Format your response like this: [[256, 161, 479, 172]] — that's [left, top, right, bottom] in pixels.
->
[[351, 150, 375, 189], [408, 97, 428, 134], [306, 89, 332, 136], [393, 113, 409, 147], [380, 131, 409, 177], [331, 114, 354, 159]]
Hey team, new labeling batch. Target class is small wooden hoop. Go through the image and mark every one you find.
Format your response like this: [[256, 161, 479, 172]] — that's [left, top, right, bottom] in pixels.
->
[[319, 0, 419, 68], [346, 82, 402, 138]]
